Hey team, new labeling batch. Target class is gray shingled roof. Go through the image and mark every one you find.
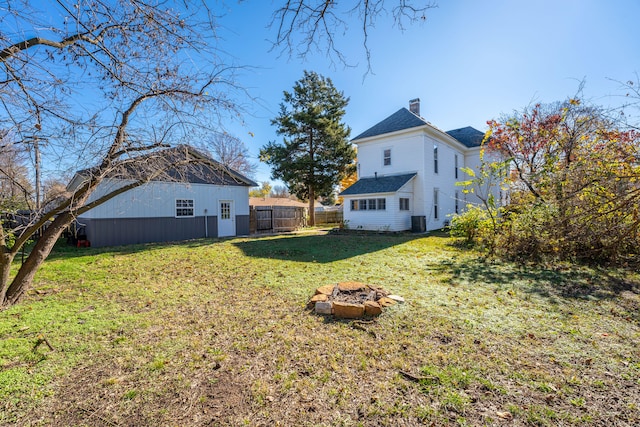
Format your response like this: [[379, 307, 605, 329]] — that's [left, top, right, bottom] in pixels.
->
[[339, 173, 417, 196], [352, 108, 485, 149], [352, 108, 427, 141], [445, 126, 485, 148], [70, 145, 257, 189]]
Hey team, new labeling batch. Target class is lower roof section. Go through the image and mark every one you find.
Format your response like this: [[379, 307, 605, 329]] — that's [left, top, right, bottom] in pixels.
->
[[339, 173, 417, 196]]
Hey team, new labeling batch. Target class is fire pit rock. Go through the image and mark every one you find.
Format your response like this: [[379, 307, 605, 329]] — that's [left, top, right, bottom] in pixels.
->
[[307, 282, 403, 318]]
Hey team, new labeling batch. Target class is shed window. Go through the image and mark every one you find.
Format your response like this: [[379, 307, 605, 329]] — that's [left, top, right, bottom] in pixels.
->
[[399, 198, 410, 211], [176, 199, 194, 217], [383, 149, 391, 166]]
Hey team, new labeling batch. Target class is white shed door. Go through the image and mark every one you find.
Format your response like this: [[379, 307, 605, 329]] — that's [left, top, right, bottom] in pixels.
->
[[218, 200, 235, 237]]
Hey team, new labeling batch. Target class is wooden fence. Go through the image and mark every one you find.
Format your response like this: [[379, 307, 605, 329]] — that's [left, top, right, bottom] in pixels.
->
[[250, 206, 307, 234], [313, 210, 343, 225], [249, 206, 343, 234]]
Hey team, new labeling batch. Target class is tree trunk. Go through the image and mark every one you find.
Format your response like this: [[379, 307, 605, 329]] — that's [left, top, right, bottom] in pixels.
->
[[308, 186, 315, 226], [0, 251, 16, 305], [1, 212, 73, 308]]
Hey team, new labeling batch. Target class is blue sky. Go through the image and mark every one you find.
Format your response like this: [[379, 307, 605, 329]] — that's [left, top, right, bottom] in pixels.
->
[[7, 1, 640, 186], [216, 0, 640, 185]]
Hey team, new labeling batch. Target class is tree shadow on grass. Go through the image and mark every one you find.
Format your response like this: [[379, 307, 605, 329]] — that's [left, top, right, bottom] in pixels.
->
[[431, 255, 639, 302], [233, 231, 424, 263], [41, 236, 226, 261], [42, 230, 429, 263]]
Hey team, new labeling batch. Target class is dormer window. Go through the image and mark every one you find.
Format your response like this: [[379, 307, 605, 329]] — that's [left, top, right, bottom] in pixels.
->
[[383, 148, 391, 166]]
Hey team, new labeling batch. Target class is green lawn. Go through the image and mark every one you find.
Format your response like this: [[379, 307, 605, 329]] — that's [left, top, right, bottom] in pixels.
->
[[1, 230, 639, 426]]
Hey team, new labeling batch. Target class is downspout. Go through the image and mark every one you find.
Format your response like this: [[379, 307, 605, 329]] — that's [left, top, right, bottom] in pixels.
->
[[204, 208, 208, 238]]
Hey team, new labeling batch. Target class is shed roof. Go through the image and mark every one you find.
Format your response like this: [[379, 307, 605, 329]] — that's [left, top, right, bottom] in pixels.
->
[[69, 145, 257, 190], [339, 173, 417, 196]]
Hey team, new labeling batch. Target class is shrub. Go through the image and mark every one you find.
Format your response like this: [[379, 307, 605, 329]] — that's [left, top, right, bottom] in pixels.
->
[[449, 204, 495, 247]]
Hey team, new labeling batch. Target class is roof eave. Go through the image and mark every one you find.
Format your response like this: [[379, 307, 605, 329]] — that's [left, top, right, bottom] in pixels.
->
[[353, 123, 481, 152], [351, 124, 429, 145]]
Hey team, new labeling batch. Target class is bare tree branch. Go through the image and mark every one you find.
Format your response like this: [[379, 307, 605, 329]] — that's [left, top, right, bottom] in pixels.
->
[[269, 0, 436, 72]]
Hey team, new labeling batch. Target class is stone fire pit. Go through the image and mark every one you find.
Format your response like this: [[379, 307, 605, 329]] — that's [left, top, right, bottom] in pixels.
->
[[307, 281, 404, 318]]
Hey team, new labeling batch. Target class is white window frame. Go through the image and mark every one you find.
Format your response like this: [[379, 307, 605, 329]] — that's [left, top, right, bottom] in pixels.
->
[[434, 145, 439, 174], [454, 154, 459, 179], [399, 198, 410, 211], [220, 201, 231, 220], [383, 148, 392, 166], [351, 198, 386, 211], [433, 189, 439, 220], [176, 199, 194, 217]]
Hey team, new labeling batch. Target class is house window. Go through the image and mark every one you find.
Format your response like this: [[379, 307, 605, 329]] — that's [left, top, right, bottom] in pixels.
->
[[383, 149, 391, 166], [351, 198, 386, 211], [454, 154, 459, 179], [399, 198, 410, 211], [434, 145, 438, 174], [454, 191, 459, 214], [433, 189, 439, 219], [176, 199, 194, 217]]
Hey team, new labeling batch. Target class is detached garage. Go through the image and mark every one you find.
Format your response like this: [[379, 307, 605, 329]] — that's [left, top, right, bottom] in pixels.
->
[[67, 145, 257, 247]]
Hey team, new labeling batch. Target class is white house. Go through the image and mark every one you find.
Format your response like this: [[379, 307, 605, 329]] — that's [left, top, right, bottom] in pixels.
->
[[67, 145, 257, 247], [340, 99, 487, 232]]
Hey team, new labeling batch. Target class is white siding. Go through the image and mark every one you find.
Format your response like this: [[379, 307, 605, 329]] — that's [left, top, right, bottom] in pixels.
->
[[82, 179, 249, 219], [342, 179, 417, 232], [349, 123, 490, 232], [357, 133, 424, 179], [342, 193, 401, 231]]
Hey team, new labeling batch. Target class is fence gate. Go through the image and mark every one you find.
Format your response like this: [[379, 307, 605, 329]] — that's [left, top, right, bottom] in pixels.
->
[[249, 205, 307, 234], [255, 207, 273, 231]]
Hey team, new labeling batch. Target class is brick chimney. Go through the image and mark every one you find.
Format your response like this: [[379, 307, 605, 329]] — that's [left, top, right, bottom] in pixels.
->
[[409, 98, 420, 116]]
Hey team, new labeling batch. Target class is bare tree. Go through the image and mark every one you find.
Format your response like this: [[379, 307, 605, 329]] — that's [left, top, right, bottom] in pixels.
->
[[270, 185, 290, 198], [270, 0, 436, 71], [0, 134, 33, 211], [209, 132, 257, 178], [0, 0, 242, 308]]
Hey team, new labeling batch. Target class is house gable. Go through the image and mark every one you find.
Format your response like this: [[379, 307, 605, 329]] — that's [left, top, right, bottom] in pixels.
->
[[352, 108, 427, 141]]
